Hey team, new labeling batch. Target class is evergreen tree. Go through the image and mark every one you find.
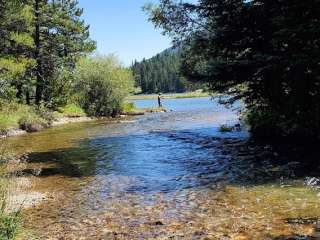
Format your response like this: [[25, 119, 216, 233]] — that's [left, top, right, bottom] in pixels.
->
[[33, 0, 96, 106], [131, 49, 201, 93], [0, 0, 95, 107], [0, 0, 35, 101], [147, 0, 320, 139]]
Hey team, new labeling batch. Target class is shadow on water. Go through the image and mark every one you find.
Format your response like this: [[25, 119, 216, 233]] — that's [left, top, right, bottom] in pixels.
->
[[12, 126, 320, 191], [11, 141, 102, 177], [7, 96, 320, 239]]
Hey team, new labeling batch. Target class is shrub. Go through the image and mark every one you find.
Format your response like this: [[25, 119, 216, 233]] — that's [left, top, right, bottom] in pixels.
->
[[0, 214, 20, 240], [0, 102, 47, 133], [121, 102, 136, 113], [245, 106, 318, 140], [74, 55, 135, 117], [18, 114, 46, 132], [57, 104, 86, 118]]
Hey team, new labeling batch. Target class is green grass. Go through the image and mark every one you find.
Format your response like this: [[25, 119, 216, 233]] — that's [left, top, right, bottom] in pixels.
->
[[0, 103, 45, 133], [0, 102, 88, 134], [57, 104, 86, 118]]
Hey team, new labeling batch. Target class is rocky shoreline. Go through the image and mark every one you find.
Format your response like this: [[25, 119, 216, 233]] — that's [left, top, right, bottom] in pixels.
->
[[0, 108, 167, 139], [0, 116, 95, 139]]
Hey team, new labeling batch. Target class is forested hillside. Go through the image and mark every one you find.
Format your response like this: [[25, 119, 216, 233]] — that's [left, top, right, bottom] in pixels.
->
[[131, 49, 201, 93]]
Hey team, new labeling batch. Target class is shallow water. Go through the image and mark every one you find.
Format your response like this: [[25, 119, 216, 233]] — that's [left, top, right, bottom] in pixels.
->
[[3, 97, 320, 239]]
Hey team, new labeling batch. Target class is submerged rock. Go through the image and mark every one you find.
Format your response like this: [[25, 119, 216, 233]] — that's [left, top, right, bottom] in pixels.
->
[[27, 123, 44, 132]]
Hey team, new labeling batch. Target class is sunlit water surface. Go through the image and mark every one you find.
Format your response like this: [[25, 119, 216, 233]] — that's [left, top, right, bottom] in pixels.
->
[[3, 97, 320, 240]]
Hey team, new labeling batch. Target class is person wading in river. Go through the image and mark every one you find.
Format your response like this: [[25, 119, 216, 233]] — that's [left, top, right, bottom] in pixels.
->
[[158, 93, 163, 108]]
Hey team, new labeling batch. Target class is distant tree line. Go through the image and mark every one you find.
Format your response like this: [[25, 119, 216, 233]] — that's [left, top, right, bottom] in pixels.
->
[[131, 49, 203, 93], [146, 0, 320, 140]]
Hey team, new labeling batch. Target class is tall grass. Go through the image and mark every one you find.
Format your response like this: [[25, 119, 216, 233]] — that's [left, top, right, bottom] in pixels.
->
[[0, 102, 46, 133], [0, 142, 20, 240], [57, 103, 86, 118]]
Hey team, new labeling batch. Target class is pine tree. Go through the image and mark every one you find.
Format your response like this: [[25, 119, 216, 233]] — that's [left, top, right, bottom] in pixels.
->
[[131, 49, 195, 93], [146, 0, 320, 139], [0, 0, 35, 101], [33, 0, 96, 106]]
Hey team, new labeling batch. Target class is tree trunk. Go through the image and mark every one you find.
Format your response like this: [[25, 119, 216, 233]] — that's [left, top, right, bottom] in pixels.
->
[[16, 83, 23, 101], [26, 90, 30, 105], [34, 0, 43, 105]]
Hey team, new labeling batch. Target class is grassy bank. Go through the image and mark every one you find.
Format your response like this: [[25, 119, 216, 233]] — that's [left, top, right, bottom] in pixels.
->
[[126, 91, 211, 101], [0, 101, 163, 137], [0, 102, 88, 135]]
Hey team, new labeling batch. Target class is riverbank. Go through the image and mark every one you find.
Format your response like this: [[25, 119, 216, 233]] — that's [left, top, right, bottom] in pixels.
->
[[126, 91, 211, 100], [3, 97, 320, 239], [0, 103, 166, 139], [0, 117, 94, 139]]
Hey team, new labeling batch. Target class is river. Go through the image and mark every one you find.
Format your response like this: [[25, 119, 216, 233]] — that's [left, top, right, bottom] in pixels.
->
[[3, 97, 320, 239]]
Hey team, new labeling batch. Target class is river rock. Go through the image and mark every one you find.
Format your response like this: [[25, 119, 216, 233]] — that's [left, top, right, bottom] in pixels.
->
[[2, 129, 27, 137], [25, 123, 44, 132]]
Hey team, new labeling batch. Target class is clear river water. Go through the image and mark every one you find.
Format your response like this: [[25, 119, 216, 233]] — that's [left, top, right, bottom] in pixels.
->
[[2, 97, 320, 239]]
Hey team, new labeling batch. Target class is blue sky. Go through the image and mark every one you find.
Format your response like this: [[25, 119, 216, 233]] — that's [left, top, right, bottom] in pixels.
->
[[78, 0, 172, 66]]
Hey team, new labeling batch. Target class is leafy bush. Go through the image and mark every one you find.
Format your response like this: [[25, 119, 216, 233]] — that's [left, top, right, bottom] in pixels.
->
[[57, 104, 86, 118], [0, 102, 46, 133], [0, 214, 20, 240], [245, 106, 317, 140], [18, 114, 46, 132], [74, 55, 134, 117], [0, 81, 17, 102], [121, 102, 136, 113], [42, 68, 75, 109]]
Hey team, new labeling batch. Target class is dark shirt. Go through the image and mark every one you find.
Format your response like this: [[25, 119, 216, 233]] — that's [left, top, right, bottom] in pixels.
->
[[158, 96, 162, 107]]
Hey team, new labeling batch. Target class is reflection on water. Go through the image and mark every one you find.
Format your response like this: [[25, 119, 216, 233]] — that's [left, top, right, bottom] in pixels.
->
[[3, 97, 320, 239]]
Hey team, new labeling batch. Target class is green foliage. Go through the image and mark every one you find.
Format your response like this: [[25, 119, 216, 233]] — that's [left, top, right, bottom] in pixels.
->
[[75, 55, 135, 117], [0, 0, 35, 103], [0, 0, 95, 106], [0, 82, 16, 102], [147, 0, 320, 140], [43, 68, 75, 109], [58, 104, 86, 118], [121, 102, 136, 113], [18, 114, 46, 132], [0, 102, 45, 132], [32, 0, 96, 105], [132, 49, 204, 93], [0, 214, 20, 240]]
